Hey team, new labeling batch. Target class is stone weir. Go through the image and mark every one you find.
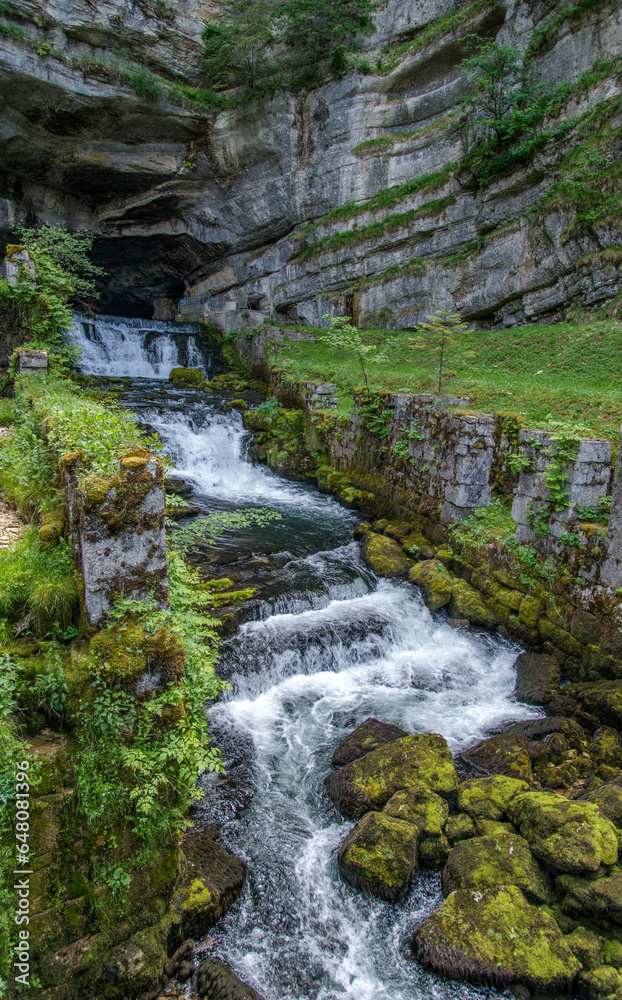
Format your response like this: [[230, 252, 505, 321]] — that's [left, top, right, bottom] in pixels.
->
[[235, 329, 622, 725]]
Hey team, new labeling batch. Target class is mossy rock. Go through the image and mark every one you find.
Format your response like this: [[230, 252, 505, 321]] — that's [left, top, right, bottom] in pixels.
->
[[444, 812, 476, 841], [418, 833, 451, 868], [564, 927, 603, 970], [195, 958, 266, 1000], [383, 784, 448, 837], [337, 810, 418, 903], [564, 680, 622, 731], [474, 818, 517, 838], [457, 775, 530, 821], [577, 964, 621, 998], [591, 726, 622, 767], [442, 833, 550, 904], [603, 938, 622, 968], [90, 619, 186, 689], [169, 366, 206, 387], [508, 790, 618, 873], [582, 776, 622, 831], [412, 885, 580, 991], [560, 870, 622, 924], [401, 530, 429, 555], [449, 580, 497, 629], [360, 531, 411, 577], [331, 717, 408, 767], [408, 559, 453, 611], [383, 521, 414, 542], [324, 733, 458, 820], [462, 733, 533, 782]]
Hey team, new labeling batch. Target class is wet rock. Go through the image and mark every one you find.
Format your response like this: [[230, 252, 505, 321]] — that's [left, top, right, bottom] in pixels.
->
[[408, 559, 453, 611], [331, 717, 409, 767], [412, 885, 580, 992], [564, 927, 603, 969], [164, 939, 194, 978], [418, 833, 451, 868], [170, 832, 246, 944], [603, 938, 622, 967], [441, 833, 550, 904], [462, 733, 533, 782], [337, 811, 418, 903], [177, 960, 195, 982], [360, 531, 411, 577], [383, 784, 448, 837], [510, 717, 582, 741], [448, 580, 497, 630], [577, 965, 621, 999], [195, 958, 265, 1000], [507, 791, 618, 874], [582, 775, 622, 830], [169, 367, 206, 388], [324, 733, 458, 819], [514, 653, 561, 705], [564, 680, 622, 731], [457, 775, 529, 821], [560, 870, 622, 923]]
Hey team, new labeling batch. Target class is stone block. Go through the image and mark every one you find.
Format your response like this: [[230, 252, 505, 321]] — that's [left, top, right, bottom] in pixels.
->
[[16, 348, 48, 373]]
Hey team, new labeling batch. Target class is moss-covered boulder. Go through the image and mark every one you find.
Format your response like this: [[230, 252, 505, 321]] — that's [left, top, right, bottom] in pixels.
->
[[444, 813, 476, 842], [582, 776, 622, 831], [462, 733, 533, 782], [324, 734, 458, 820], [331, 717, 409, 767], [564, 927, 603, 970], [564, 680, 622, 731], [515, 653, 561, 705], [560, 870, 622, 923], [591, 726, 622, 767], [412, 885, 580, 991], [418, 834, 451, 868], [457, 775, 530, 821], [441, 833, 550, 903], [508, 791, 618, 873], [408, 559, 453, 611], [449, 580, 497, 629], [360, 532, 411, 577], [577, 965, 621, 998], [168, 366, 206, 387], [383, 784, 448, 837], [337, 811, 418, 903]]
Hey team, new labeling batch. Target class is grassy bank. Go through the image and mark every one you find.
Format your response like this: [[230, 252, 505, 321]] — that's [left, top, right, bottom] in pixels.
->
[[272, 319, 622, 440]]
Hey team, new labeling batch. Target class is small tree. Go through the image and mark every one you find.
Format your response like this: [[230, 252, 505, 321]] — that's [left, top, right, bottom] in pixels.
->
[[410, 308, 470, 394], [282, 0, 374, 87], [203, 0, 277, 92], [321, 315, 376, 392]]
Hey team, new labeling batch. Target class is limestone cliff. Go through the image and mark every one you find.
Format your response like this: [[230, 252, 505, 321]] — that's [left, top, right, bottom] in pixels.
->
[[0, 0, 621, 325]]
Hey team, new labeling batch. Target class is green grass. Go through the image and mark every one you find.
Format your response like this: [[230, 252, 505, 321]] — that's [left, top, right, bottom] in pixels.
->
[[272, 320, 622, 440]]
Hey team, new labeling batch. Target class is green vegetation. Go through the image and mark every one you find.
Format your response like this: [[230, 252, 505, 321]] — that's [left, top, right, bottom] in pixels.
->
[[352, 137, 394, 156], [320, 315, 378, 390], [379, 0, 495, 72], [202, 0, 373, 95], [408, 309, 471, 394], [526, 0, 617, 59], [295, 196, 456, 261], [270, 319, 622, 439]]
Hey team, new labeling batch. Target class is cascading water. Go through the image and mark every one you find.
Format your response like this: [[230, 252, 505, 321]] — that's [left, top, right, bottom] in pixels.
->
[[69, 317, 539, 1000], [68, 313, 212, 377]]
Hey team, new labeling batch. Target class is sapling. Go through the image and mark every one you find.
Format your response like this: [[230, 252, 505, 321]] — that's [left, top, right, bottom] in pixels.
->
[[410, 308, 471, 394], [321, 314, 377, 392]]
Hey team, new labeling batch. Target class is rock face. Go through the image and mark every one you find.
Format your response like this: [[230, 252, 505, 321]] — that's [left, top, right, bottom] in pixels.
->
[[1, 0, 622, 323], [412, 886, 581, 992], [324, 733, 458, 819]]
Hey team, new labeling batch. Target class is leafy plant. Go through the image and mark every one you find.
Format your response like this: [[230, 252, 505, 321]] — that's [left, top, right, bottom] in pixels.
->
[[320, 315, 377, 391], [410, 309, 471, 393]]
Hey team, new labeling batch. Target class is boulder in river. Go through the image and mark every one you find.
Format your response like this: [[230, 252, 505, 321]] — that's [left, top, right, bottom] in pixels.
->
[[338, 811, 418, 902], [383, 784, 448, 837], [441, 832, 550, 904], [457, 775, 530, 821], [195, 958, 265, 999], [331, 717, 409, 767], [168, 366, 206, 388], [360, 531, 411, 576], [324, 733, 458, 819], [408, 559, 453, 611], [412, 885, 581, 992], [462, 732, 533, 782], [507, 790, 618, 873], [559, 869, 622, 923]]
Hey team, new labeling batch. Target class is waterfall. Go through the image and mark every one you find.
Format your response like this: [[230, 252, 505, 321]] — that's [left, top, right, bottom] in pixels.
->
[[67, 313, 214, 378]]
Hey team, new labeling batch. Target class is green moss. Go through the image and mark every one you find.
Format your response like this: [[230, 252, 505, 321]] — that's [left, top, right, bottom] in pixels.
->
[[338, 811, 418, 902], [181, 877, 212, 910], [449, 579, 497, 629], [413, 885, 581, 991], [445, 812, 476, 841], [168, 367, 206, 388], [457, 776, 530, 821], [360, 531, 411, 576], [383, 784, 448, 836], [565, 927, 603, 970], [442, 833, 550, 904], [508, 791, 619, 873], [408, 558, 453, 611]]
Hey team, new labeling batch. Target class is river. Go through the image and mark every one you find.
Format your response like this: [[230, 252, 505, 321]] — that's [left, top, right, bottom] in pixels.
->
[[69, 313, 537, 1000]]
